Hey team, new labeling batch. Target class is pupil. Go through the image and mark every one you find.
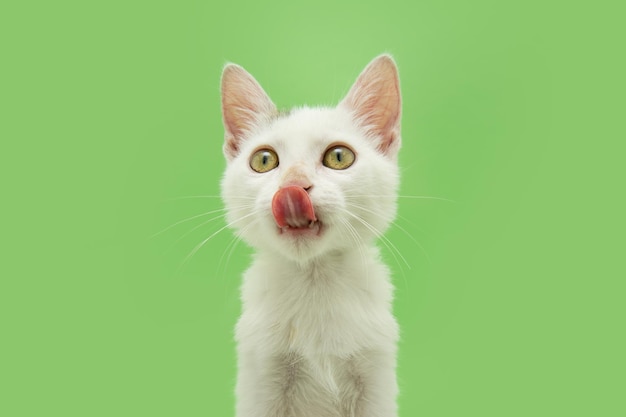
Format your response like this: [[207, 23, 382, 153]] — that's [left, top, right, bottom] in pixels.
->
[[336, 149, 342, 162], [262, 153, 269, 165]]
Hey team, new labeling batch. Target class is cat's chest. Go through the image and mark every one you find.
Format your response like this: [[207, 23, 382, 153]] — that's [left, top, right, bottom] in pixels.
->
[[236, 255, 397, 356]]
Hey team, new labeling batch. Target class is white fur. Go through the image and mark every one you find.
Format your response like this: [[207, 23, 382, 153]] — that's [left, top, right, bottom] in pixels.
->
[[221, 56, 401, 417]]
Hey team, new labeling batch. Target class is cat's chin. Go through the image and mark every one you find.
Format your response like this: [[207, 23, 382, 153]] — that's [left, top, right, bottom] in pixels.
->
[[277, 220, 322, 237]]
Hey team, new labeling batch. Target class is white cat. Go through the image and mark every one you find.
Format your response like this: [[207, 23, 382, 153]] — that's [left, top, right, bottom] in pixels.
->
[[220, 55, 402, 417]]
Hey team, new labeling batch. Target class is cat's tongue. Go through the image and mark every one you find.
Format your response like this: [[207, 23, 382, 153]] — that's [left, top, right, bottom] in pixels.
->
[[271, 186, 316, 229]]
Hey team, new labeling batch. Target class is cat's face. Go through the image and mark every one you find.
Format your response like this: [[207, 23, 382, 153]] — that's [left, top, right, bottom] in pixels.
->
[[220, 55, 401, 261]]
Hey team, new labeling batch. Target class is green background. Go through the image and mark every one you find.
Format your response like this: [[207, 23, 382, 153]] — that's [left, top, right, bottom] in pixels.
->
[[2, 0, 624, 416]]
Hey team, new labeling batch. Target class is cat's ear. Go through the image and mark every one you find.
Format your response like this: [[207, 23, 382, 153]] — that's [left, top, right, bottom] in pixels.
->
[[340, 55, 402, 157], [221, 64, 277, 160]]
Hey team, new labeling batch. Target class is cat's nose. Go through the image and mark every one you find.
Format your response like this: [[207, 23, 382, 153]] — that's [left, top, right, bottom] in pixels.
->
[[281, 182, 313, 193], [281, 165, 313, 192]]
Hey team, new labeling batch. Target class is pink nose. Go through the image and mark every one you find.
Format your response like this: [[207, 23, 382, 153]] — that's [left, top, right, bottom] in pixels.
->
[[281, 165, 312, 191], [271, 186, 316, 228]]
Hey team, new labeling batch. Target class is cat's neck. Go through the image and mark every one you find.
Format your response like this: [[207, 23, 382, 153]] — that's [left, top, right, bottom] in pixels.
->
[[242, 244, 393, 320], [268, 246, 364, 268], [252, 244, 384, 287]]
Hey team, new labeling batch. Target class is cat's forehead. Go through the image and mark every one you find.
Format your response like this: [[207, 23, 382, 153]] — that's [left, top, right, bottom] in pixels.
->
[[255, 107, 361, 150]]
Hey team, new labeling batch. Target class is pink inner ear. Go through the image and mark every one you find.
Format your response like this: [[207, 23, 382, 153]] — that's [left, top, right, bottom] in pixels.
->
[[341, 55, 402, 155], [221, 64, 277, 159]]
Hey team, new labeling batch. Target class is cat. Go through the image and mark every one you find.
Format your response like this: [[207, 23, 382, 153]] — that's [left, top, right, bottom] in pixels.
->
[[220, 54, 402, 417]]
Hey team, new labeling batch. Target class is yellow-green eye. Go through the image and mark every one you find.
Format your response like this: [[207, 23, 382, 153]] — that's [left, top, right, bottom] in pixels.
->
[[323, 145, 355, 170], [250, 148, 279, 173]]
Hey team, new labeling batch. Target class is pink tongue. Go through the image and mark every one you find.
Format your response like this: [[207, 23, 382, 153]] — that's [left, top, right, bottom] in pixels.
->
[[272, 186, 316, 228]]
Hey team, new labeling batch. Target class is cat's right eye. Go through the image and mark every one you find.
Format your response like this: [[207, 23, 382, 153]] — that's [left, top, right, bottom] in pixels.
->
[[250, 148, 279, 173]]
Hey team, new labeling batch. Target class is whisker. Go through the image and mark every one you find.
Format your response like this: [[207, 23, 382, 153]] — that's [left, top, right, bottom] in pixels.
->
[[397, 195, 457, 204], [177, 209, 261, 273], [345, 202, 431, 265], [150, 207, 228, 239], [389, 220, 430, 266], [151, 203, 255, 240], [338, 207, 411, 271], [218, 218, 258, 280], [163, 211, 232, 254], [217, 232, 245, 323], [338, 216, 370, 291], [163, 195, 256, 202], [340, 209, 411, 292], [345, 195, 457, 204], [394, 212, 423, 233]]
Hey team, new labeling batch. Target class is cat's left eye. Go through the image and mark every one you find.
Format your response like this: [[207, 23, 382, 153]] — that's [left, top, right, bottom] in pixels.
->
[[323, 145, 355, 170], [250, 148, 279, 173]]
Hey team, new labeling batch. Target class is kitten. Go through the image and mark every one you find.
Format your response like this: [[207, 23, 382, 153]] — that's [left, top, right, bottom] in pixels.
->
[[220, 55, 402, 417]]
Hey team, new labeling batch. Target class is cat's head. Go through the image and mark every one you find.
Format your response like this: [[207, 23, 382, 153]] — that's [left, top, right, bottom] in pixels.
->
[[220, 55, 401, 262]]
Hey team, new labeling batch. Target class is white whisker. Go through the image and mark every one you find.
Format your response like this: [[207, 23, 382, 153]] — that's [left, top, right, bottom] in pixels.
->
[[163, 195, 256, 202], [346, 194, 457, 204], [394, 212, 422, 233], [398, 195, 457, 204], [339, 208, 411, 292], [338, 207, 411, 271], [338, 216, 370, 291], [218, 218, 258, 280], [164, 211, 232, 254], [152, 202, 255, 240], [150, 207, 228, 239], [177, 210, 261, 273], [345, 202, 431, 265]]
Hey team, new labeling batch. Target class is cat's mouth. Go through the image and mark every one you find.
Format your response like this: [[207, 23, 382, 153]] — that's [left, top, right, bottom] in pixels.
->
[[278, 220, 322, 236], [272, 186, 322, 237]]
